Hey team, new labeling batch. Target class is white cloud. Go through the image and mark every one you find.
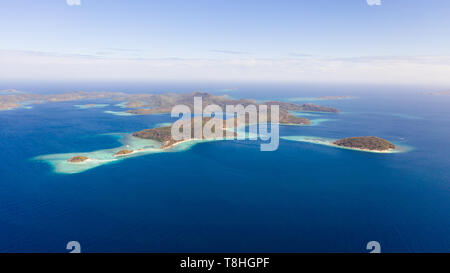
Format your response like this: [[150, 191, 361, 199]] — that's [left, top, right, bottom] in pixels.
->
[[367, 0, 381, 6], [210, 50, 250, 55], [66, 0, 81, 6], [1, 50, 450, 85]]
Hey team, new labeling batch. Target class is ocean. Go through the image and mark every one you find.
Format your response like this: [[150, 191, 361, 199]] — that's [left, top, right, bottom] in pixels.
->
[[0, 83, 449, 252]]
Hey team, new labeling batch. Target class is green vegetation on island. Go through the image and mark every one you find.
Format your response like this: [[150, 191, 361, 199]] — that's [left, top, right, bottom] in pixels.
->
[[279, 110, 311, 125], [114, 150, 134, 156], [124, 92, 337, 125], [261, 101, 339, 113], [133, 117, 235, 148], [133, 126, 175, 148], [67, 156, 89, 163], [333, 136, 396, 151], [0, 90, 339, 128]]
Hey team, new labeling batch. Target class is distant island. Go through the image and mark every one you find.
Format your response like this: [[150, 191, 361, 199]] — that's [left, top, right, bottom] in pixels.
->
[[424, 90, 450, 96], [288, 95, 355, 102], [0, 90, 125, 111], [0, 90, 343, 149], [281, 135, 401, 153], [0, 102, 21, 111], [333, 136, 396, 151], [317, 96, 355, 100], [0, 89, 23, 95], [130, 92, 342, 147], [125, 92, 338, 130], [114, 149, 134, 156], [261, 101, 339, 113], [1, 90, 340, 132], [74, 103, 109, 109], [67, 155, 89, 163], [125, 92, 339, 117], [0, 90, 339, 124]]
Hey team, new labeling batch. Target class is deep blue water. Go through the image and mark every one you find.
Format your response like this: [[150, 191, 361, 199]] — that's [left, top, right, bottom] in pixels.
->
[[0, 84, 449, 252]]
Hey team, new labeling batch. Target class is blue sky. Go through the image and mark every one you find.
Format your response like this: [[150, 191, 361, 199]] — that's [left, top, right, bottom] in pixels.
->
[[1, 0, 450, 84]]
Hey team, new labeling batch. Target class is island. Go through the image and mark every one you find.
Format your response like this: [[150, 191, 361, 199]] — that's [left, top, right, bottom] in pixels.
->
[[0, 89, 22, 95], [114, 149, 134, 156], [280, 135, 404, 154], [133, 117, 235, 148], [279, 111, 311, 125], [133, 126, 175, 148], [332, 136, 396, 151], [425, 90, 450, 96], [262, 101, 339, 113], [126, 108, 172, 115], [0, 102, 21, 111], [67, 155, 89, 163], [74, 103, 109, 109], [0, 90, 125, 111], [317, 96, 355, 100], [1, 89, 339, 129], [129, 92, 342, 147], [124, 92, 338, 126]]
